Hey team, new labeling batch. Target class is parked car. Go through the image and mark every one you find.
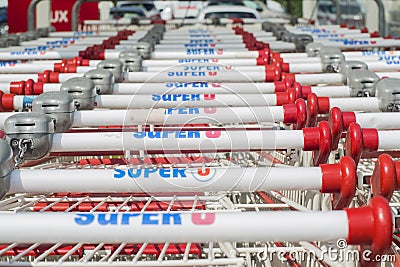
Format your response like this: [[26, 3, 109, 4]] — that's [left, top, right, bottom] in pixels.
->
[[110, 6, 149, 20], [207, 0, 288, 19], [155, 1, 206, 19], [0, 7, 6, 24], [318, 0, 364, 28], [198, 5, 261, 20], [265, 0, 286, 14], [113, 1, 162, 20]]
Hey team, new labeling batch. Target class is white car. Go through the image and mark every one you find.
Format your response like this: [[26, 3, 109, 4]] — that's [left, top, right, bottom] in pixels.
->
[[114, 1, 162, 20], [198, 5, 261, 20], [206, 0, 289, 19]]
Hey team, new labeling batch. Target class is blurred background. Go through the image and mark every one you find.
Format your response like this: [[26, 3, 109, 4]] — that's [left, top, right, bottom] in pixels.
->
[[3, 0, 400, 37]]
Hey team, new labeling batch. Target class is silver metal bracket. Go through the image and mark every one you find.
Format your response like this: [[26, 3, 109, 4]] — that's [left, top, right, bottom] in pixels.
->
[[320, 47, 345, 73], [376, 78, 400, 112], [32, 91, 75, 132], [60, 77, 96, 110], [84, 69, 114, 95], [5, 113, 55, 163], [347, 70, 379, 97], [97, 59, 123, 83], [305, 43, 325, 57]]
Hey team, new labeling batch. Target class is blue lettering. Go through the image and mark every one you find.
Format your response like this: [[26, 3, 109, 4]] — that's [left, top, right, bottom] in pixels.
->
[[128, 168, 141, 178], [75, 213, 94, 225], [75, 213, 183, 226], [143, 168, 157, 178], [142, 213, 159, 225], [132, 131, 200, 139], [190, 108, 200, 114], [159, 168, 171, 178], [177, 131, 186, 138], [121, 213, 140, 225], [113, 167, 189, 179], [152, 94, 201, 101], [98, 214, 118, 225], [133, 132, 146, 138], [152, 94, 161, 101], [164, 108, 200, 115], [113, 169, 125, 178], [148, 132, 161, 138], [162, 214, 182, 225], [173, 168, 187, 178], [23, 96, 34, 109], [343, 39, 369, 45], [187, 131, 200, 138], [192, 94, 200, 101], [164, 82, 208, 88]]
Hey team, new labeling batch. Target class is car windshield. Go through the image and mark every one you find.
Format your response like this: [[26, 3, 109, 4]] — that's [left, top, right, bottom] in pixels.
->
[[110, 9, 145, 19], [243, 0, 263, 11], [205, 11, 256, 19], [319, 3, 334, 13], [320, 3, 361, 15], [208, 1, 244, 6], [120, 3, 155, 11], [339, 5, 361, 14]]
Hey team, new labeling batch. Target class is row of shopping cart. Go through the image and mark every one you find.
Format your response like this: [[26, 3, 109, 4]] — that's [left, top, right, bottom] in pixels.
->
[[0, 18, 397, 266]]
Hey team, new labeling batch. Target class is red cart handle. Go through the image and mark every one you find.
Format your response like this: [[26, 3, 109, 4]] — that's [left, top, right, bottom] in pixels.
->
[[282, 98, 307, 129], [370, 154, 400, 201], [344, 123, 379, 164], [303, 121, 332, 166], [306, 93, 330, 127], [346, 196, 393, 267], [320, 156, 357, 209]]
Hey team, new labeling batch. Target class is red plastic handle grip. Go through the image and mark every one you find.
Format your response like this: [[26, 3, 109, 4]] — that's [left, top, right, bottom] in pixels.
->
[[320, 156, 357, 210], [345, 197, 393, 267]]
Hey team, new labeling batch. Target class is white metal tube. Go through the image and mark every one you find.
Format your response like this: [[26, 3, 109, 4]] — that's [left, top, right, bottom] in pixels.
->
[[30, 59, 101, 67], [8, 166, 323, 194], [365, 61, 400, 71], [113, 82, 277, 95], [144, 65, 267, 73], [12, 95, 35, 110], [288, 63, 323, 73], [318, 39, 400, 49], [378, 131, 400, 150], [95, 94, 278, 109], [281, 53, 400, 64], [0, 211, 348, 244], [329, 98, 380, 112], [310, 86, 351, 97], [150, 50, 260, 59], [0, 50, 79, 61], [0, 74, 39, 83], [0, 64, 92, 74], [377, 72, 400, 79], [9, 95, 284, 116], [294, 73, 343, 85], [355, 113, 400, 129], [78, 106, 284, 127], [50, 130, 305, 152], [0, 107, 284, 128], [35, 82, 277, 95], [293, 72, 400, 84], [49, 31, 120, 37], [142, 59, 259, 67], [142, 47, 252, 53], [71, 106, 285, 127], [123, 71, 266, 82], [154, 43, 247, 49], [278, 50, 400, 61]]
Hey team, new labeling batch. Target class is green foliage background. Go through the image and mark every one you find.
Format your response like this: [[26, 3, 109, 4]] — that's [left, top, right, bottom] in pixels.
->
[[273, 0, 303, 18]]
